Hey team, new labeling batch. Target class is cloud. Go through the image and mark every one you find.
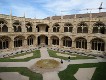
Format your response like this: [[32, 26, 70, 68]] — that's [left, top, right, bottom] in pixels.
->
[[0, 0, 106, 19], [44, 0, 106, 15], [11, 5, 48, 19], [0, 0, 49, 19]]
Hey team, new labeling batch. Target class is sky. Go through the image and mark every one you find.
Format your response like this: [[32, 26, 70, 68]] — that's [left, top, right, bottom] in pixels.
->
[[0, 0, 106, 19]]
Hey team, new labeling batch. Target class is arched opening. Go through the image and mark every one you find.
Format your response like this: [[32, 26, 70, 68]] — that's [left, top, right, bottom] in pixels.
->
[[2, 25, 8, 32], [93, 21, 106, 34], [13, 21, 22, 32], [100, 27, 105, 34], [83, 27, 88, 33], [18, 26, 22, 32], [2, 40, 9, 49], [14, 36, 24, 47], [53, 23, 60, 32], [77, 22, 88, 33], [36, 26, 39, 32], [37, 35, 48, 46], [36, 24, 49, 32], [0, 36, 10, 50], [62, 36, 72, 47], [91, 38, 105, 51], [51, 36, 59, 45], [93, 27, 98, 33], [64, 23, 73, 32], [77, 27, 82, 33], [26, 22, 32, 32], [76, 37, 87, 49], [27, 35, 34, 46], [45, 26, 49, 32], [0, 20, 8, 32]]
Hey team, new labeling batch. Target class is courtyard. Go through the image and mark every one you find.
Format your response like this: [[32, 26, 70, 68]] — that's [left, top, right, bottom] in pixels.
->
[[0, 0, 106, 80], [0, 47, 106, 80]]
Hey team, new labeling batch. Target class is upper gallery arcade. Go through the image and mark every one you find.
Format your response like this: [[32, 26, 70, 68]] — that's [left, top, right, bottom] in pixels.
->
[[0, 12, 106, 54]]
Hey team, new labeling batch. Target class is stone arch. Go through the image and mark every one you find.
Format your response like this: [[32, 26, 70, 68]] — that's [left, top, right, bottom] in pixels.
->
[[52, 23, 60, 32], [0, 19, 8, 32], [51, 36, 59, 45], [64, 22, 73, 32], [61, 36, 72, 47], [0, 18, 8, 24], [37, 35, 48, 46], [26, 22, 32, 32], [77, 22, 88, 33], [13, 20, 22, 32], [0, 36, 11, 49], [75, 37, 87, 49], [36, 24, 49, 32], [92, 21, 106, 34], [27, 35, 35, 46], [14, 36, 24, 47], [90, 38, 105, 51]]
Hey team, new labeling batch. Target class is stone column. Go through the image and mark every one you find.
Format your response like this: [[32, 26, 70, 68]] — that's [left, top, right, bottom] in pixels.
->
[[35, 36, 38, 46], [72, 25, 77, 34], [72, 41, 76, 49], [48, 37, 51, 47], [8, 14, 13, 32], [87, 42, 91, 52], [59, 39, 62, 48], [23, 38, 27, 48], [88, 23, 93, 34], [48, 28, 50, 33], [35, 28, 38, 32], [72, 20, 77, 34], [60, 24, 64, 33], [49, 27, 52, 33], [32, 23, 36, 32], [49, 22, 52, 32], [9, 20, 13, 32], [22, 19, 26, 32], [9, 37, 14, 50], [33, 37, 36, 47]]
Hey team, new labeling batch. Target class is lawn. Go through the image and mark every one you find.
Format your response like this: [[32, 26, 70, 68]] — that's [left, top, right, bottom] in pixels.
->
[[48, 50, 95, 60], [58, 62, 106, 80], [0, 50, 41, 62], [0, 67, 43, 80]]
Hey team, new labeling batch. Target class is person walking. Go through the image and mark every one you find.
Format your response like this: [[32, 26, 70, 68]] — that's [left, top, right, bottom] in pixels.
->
[[68, 56, 71, 62], [61, 59, 63, 64]]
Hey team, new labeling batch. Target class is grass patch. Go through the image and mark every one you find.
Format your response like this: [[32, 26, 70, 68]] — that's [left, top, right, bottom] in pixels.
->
[[0, 67, 43, 80], [0, 50, 41, 62], [58, 62, 106, 80], [48, 50, 95, 60]]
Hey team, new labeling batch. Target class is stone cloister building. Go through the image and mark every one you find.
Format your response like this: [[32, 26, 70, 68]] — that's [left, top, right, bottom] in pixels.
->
[[0, 12, 106, 54]]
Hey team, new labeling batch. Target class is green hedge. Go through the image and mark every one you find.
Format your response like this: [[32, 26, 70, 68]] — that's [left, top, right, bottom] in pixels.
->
[[0, 50, 41, 62], [48, 50, 95, 60]]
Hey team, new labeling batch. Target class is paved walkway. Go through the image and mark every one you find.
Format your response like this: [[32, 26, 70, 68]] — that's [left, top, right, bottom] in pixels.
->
[[0, 47, 106, 80], [40, 47, 50, 59], [74, 67, 96, 80], [43, 72, 60, 80], [0, 72, 29, 80]]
